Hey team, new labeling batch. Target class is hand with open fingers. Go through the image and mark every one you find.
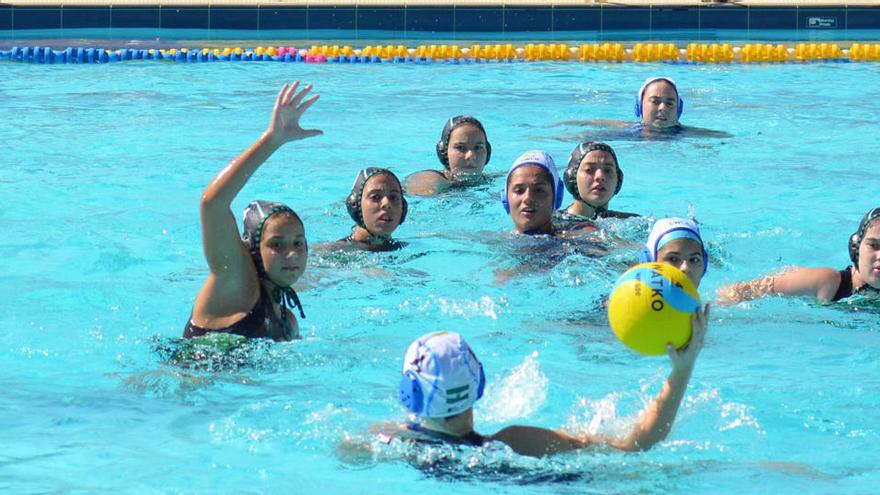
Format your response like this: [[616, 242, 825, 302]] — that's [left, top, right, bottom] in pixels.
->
[[668, 303, 710, 373], [266, 81, 323, 144]]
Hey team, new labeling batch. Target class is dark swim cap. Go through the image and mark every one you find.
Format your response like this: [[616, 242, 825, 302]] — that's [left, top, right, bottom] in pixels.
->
[[242, 200, 300, 251], [849, 207, 880, 264], [436, 116, 492, 168], [241, 200, 306, 319], [345, 168, 408, 232], [563, 142, 623, 203]]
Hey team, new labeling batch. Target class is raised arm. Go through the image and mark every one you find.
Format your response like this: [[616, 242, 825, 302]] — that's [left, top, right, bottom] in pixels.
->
[[717, 268, 841, 304], [608, 304, 709, 452], [491, 305, 709, 457], [197, 83, 321, 312]]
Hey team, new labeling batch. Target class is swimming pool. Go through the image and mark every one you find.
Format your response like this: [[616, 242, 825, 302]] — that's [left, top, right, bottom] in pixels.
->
[[2, 56, 878, 493]]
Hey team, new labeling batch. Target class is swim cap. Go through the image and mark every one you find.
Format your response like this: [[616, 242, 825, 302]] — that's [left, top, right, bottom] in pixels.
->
[[345, 167, 408, 233], [436, 115, 492, 168], [400, 331, 486, 419], [849, 207, 880, 264], [242, 200, 300, 251], [501, 150, 564, 214], [563, 141, 624, 203], [241, 200, 306, 319], [639, 217, 708, 273], [634, 77, 684, 120]]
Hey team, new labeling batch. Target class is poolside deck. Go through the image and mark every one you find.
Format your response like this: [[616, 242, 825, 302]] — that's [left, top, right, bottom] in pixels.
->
[[2, 0, 879, 7]]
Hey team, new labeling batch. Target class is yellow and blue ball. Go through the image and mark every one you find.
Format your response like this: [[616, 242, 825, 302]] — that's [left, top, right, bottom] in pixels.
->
[[607, 263, 700, 355]]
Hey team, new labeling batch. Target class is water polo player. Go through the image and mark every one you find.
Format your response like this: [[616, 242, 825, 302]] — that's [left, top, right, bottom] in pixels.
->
[[404, 115, 491, 196], [558, 141, 638, 222], [718, 208, 880, 304], [326, 167, 407, 252], [502, 150, 567, 236], [375, 327, 707, 456], [641, 217, 709, 289], [551, 76, 729, 141], [635, 77, 683, 129], [182, 82, 320, 342]]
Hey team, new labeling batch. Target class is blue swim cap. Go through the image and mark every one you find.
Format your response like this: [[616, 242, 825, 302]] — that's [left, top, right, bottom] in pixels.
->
[[634, 77, 684, 120], [501, 150, 564, 214], [639, 217, 708, 273]]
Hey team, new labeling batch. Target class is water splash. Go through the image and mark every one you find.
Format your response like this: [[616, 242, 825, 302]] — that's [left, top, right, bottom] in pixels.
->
[[398, 294, 507, 321], [481, 351, 548, 423]]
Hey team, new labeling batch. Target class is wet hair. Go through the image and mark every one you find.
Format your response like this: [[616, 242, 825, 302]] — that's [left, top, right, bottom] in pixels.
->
[[345, 168, 408, 234], [849, 207, 880, 264], [436, 116, 492, 169], [241, 200, 306, 319], [563, 141, 623, 206]]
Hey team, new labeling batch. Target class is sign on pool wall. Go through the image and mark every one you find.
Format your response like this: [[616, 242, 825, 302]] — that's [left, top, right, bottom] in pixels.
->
[[807, 17, 838, 29]]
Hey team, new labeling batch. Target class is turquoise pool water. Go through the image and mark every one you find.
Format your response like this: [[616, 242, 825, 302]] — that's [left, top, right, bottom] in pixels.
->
[[2, 59, 879, 493]]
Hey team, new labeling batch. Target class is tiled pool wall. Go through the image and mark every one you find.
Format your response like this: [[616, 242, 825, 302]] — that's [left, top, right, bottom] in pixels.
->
[[0, 5, 878, 33]]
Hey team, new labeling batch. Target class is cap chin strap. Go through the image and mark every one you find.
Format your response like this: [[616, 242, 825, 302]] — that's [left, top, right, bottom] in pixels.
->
[[350, 225, 391, 244], [577, 199, 608, 219], [271, 283, 306, 320]]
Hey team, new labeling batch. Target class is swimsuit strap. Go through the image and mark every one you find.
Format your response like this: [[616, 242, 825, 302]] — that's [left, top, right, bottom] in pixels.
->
[[832, 266, 854, 302]]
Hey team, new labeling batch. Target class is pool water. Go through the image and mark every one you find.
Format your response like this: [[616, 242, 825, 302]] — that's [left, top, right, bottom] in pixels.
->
[[1, 59, 879, 493]]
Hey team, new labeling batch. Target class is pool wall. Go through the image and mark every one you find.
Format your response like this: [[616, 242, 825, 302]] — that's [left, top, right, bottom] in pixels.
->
[[2, 1, 880, 32]]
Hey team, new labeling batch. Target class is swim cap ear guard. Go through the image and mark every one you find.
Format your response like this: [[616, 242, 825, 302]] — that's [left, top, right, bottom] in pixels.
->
[[501, 150, 564, 214], [563, 141, 624, 202], [399, 363, 486, 416], [345, 167, 408, 231], [634, 77, 684, 120], [399, 332, 486, 418], [436, 115, 492, 168], [639, 217, 709, 273], [849, 207, 880, 265]]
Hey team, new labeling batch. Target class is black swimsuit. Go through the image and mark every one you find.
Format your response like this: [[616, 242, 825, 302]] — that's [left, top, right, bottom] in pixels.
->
[[405, 423, 487, 447], [832, 266, 854, 302], [183, 286, 294, 341]]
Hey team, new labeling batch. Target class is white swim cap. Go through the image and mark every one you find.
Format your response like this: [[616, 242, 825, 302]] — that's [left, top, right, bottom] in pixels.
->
[[640, 217, 708, 272], [399, 331, 485, 418], [502, 150, 564, 212]]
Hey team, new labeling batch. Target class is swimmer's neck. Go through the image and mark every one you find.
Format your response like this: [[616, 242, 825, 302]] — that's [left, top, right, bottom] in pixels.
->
[[418, 409, 475, 437], [516, 221, 555, 236], [349, 226, 394, 247], [444, 169, 486, 184], [566, 200, 606, 219], [851, 266, 877, 294], [640, 122, 683, 131]]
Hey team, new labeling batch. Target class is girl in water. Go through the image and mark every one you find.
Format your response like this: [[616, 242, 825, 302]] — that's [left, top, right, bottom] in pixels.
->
[[182, 82, 320, 342], [324, 167, 408, 252], [552, 77, 730, 141], [405, 115, 492, 196], [641, 217, 709, 289], [558, 141, 638, 222], [718, 208, 880, 303]]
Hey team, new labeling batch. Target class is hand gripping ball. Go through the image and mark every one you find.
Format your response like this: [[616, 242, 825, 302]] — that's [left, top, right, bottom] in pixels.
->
[[608, 263, 701, 355]]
